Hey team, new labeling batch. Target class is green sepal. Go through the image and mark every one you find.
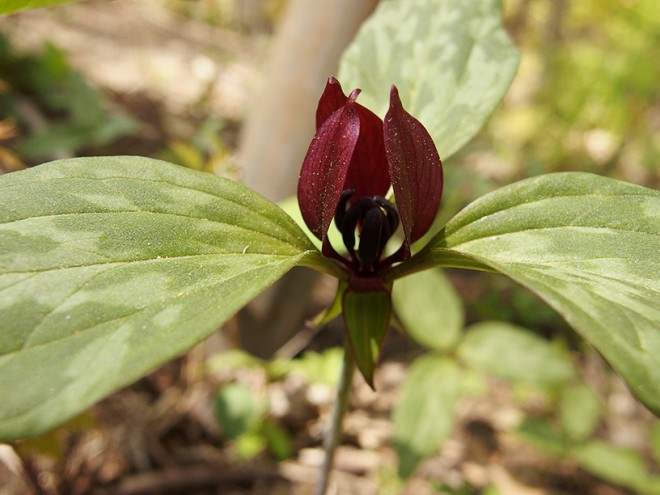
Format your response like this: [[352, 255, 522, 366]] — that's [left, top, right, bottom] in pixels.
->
[[342, 287, 392, 387]]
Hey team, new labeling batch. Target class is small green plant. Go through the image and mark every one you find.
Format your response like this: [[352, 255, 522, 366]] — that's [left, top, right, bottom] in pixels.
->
[[391, 267, 660, 492], [208, 347, 343, 460], [214, 381, 293, 460], [391, 268, 575, 477], [516, 383, 660, 494], [0, 33, 135, 162]]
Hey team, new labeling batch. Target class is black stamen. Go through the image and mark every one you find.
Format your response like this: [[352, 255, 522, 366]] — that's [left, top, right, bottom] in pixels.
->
[[334, 189, 356, 232], [358, 206, 389, 271], [333, 190, 399, 273]]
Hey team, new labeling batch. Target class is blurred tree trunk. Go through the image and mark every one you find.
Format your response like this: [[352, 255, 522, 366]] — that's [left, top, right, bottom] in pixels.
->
[[237, 0, 379, 357], [239, 0, 378, 202]]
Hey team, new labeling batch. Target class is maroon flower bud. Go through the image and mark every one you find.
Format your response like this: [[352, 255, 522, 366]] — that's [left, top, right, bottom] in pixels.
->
[[298, 77, 443, 274], [297, 77, 444, 384]]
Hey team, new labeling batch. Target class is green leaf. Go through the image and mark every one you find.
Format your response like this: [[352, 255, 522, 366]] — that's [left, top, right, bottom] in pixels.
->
[[393, 355, 462, 478], [214, 383, 256, 440], [0, 156, 319, 440], [457, 322, 574, 384], [571, 441, 651, 492], [431, 172, 660, 413], [392, 268, 464, 351], [338, 0, 519, 159], [0, 0, 79, 14], [280, 347, 344, 386], [206, 350, 265, 373], [235, 432, 267, 460], [516, 417, 566, 458], [651, 421, 660, 465], [261, 420, 293, 460], [559, 383, 601, 442], [343, 289, 391, 387]]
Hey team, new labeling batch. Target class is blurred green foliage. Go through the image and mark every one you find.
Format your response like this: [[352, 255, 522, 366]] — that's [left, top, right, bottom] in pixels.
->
[[392, 267, 660, 490], [0, 33, 136, 163], [486, 0, 659, 185], [160, 117, 233, 175], [208, 347, 344, 461]]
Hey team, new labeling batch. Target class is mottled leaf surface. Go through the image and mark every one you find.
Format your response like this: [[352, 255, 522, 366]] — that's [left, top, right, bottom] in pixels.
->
[[339, 0, 519, 159], [431, 172, 660, 413], [0, 157, 317, 439]]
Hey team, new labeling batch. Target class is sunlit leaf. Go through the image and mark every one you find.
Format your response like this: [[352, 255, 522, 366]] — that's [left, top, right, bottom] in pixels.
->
[[339, 0, 519, 159], [571, 441, 653, 493], [393, 355, 462, 478], [430, 172, 660, 413], [458, 322, 574, 384], [559, 383, 602, 442], [392, 268, 464, 351], [0, 156, 319, 440]]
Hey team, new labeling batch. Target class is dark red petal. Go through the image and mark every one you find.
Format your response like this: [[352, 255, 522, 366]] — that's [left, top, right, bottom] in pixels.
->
[[343, 103, 390, 199], [298, 95, 360, 240], [383, 86, 443, 244], [316, 78, 390, 199], [316, 77, 348, 128]]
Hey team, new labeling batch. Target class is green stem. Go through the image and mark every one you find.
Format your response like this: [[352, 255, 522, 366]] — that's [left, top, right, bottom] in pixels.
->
[[299, 250, 350, 280], [314, 349, 356, 495], [385, 247, 496, 282]]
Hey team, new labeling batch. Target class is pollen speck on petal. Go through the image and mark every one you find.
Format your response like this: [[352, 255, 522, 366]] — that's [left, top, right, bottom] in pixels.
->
[[383, 85, 443, 245]]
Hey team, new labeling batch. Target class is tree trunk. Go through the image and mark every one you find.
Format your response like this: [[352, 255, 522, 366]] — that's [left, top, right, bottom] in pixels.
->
[[237, 0, 379, 357]]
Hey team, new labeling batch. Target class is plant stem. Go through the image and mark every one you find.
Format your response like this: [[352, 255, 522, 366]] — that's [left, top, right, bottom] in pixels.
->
[[314, 349, 356, 495]]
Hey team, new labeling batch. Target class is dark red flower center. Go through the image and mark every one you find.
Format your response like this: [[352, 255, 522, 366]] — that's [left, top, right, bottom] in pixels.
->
[[334, 189, 399, 274]]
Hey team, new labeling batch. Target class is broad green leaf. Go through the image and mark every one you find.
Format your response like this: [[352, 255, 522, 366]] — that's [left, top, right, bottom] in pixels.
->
[[430, 172, 660, 413], [392, 268, 464, 351], [339, 0, 519, 159], [0, 0, 79, 14], [393, 355, 462, 478], [457, 322, 574, 384], [0, 156, 320, 440], [571, 441, 653, 493], [559, 383, 601, 442]]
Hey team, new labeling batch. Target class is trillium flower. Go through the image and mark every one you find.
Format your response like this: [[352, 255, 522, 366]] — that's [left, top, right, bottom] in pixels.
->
[[297, 77, 444, 384]]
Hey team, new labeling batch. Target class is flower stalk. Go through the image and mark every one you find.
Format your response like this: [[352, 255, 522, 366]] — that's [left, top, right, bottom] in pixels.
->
[[314, 349, 356, 495]]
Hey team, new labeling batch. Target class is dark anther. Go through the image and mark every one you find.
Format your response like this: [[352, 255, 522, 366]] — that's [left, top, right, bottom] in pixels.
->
[[334, 190, 399, 273], [334, 189, 356, 232]]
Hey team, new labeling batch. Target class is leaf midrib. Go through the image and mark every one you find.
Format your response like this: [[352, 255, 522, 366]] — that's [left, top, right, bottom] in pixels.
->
[[445, 190, 658, 239], [0, 251, 303, 275], [1, 174, 312, 251]]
